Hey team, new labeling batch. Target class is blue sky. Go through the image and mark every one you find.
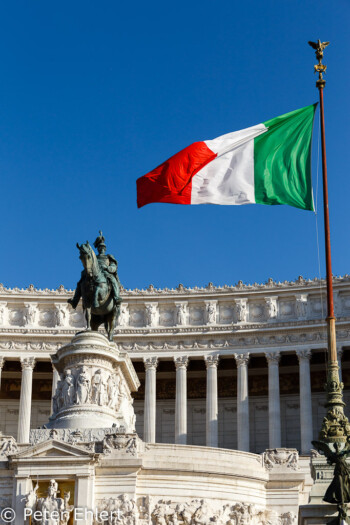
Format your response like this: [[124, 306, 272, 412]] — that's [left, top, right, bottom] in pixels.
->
[[0, 0, 349, 290]]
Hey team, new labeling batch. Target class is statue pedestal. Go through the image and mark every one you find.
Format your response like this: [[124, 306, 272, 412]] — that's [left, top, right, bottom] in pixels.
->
[[47, 331, 140, 431]]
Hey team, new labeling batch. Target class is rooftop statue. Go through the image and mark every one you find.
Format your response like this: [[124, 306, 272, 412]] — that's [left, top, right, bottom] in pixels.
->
[[68, 231, 122, 341]]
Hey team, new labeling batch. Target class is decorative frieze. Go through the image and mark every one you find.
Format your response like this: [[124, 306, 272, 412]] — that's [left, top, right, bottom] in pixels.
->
[[148, 498, 297, 525]]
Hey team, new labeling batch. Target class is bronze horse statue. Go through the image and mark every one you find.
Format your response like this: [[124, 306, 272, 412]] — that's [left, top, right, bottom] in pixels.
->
[[68, 240, 122, 341]]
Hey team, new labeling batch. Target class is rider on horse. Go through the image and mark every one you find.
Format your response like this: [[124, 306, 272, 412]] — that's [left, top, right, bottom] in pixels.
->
[[69, 231, 121, 309]]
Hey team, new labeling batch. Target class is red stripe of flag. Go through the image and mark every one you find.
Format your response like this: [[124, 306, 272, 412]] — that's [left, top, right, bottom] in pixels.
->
[[136, 142, 216, 208]]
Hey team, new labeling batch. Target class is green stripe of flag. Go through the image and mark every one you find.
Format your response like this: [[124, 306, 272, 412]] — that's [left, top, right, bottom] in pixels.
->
[[254, 103, 317, 211]]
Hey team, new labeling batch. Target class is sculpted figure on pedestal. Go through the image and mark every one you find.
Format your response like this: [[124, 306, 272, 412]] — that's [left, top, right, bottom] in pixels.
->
[[76, 366, 90, 404], [68, 231, 122, 341]]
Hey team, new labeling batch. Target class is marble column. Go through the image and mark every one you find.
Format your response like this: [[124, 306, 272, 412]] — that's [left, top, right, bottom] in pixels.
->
[[205, 354, 219, 447], [296, 349, 313, 454], [174, 356, 188, 445], [0, 357, 5, 392], [337, 346, 343, 384], [234, 353, 250, 452], [17, 357, 36, 443], [143, 356, 158, 443], [50, 365, 60, 415], [265, 351, 281, 448]]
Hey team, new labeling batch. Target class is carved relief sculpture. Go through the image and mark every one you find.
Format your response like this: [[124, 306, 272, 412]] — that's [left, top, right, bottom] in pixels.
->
[[206, 302, 217, 325], [235, 299, 248, 323], [145, 303, 158, 327], [91, 369, 107, 406], [24, 303, 38, 326], [55, 304, 69, 327], [295, 294, 308, 319], [94, 494, 137, 525], [175, 302, 187, 326], [263, 448, 299, 470], [119, 303, 130, 327], [107, 373, 120, 409], [0, 302, 8, 326], [61, 369, 75, 406], [265, 297, 278, 320], [76, 366, 90, 404]]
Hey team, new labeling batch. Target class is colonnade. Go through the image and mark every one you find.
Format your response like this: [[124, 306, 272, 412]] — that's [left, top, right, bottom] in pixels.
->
[[142, 348, 343, 454], [0, 348, 343, 452]]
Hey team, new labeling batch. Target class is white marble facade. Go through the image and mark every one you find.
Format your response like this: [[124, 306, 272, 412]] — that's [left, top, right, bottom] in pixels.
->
[[0, 277, 348, 522], [0, 276, 349, 452]]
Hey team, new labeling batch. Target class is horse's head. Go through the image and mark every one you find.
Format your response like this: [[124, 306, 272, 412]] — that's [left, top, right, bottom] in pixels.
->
[[76, 241, 98, 277]]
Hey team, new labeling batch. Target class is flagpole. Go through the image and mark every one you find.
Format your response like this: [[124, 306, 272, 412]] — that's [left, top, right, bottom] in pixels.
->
[[309, 40, 349, 442]]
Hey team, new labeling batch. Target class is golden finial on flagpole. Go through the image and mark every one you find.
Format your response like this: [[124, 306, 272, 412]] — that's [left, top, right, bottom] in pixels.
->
[[308, 39, 329, 88]]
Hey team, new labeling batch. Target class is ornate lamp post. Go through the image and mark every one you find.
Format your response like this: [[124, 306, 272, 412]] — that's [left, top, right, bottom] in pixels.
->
[[309, 40, 350, 525]]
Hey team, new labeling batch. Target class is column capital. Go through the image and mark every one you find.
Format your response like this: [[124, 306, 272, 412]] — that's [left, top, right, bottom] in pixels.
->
[[143, 356, 158, 371], [234, 353, 250, 367], [20, 357, 36, 370], [265, 351, 280, 365], [0, 357, 5, 370], [204, 354, 220, 368], [296, 348, 312, 362], [174, 355, 188, 370]]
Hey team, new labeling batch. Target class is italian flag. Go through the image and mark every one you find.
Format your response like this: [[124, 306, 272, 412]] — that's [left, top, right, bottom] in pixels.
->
[[137, 104, 317, 211]]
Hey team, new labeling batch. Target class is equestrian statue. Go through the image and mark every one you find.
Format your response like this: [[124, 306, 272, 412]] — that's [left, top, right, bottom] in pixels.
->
[[68, 231, 122, 341]]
